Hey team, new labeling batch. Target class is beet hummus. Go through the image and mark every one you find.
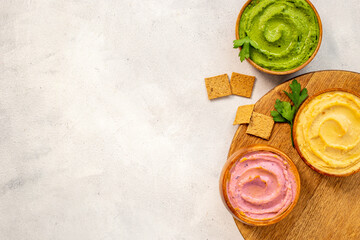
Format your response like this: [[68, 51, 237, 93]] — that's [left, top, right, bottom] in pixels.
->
[[226, 151, 297, 220]]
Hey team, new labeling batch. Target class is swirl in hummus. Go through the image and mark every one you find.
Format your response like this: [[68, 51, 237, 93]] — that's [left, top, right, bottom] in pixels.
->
[[226, 151, 297, 220], [295, 91, 360, 175]]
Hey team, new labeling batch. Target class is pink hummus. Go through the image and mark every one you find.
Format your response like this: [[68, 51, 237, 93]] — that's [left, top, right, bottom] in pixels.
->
[[227, 151, 297, 220]]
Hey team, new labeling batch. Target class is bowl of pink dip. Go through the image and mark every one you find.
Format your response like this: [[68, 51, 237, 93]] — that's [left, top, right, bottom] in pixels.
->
[[219, 145, 300, 226]]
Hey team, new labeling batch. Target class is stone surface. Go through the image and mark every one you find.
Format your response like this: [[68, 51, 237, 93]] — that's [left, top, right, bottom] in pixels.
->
[[0, 0, 359, 239]]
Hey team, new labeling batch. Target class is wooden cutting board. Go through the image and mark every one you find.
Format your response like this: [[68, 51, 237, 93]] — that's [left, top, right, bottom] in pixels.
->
[[228, 70, 360, 240]]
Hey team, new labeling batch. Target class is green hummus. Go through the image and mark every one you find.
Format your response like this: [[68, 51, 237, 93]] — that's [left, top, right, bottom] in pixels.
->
[[239, 0, 320, 71]]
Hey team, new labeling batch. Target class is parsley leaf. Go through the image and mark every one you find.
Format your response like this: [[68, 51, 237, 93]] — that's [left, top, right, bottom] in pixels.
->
[[271, 79, 308, 147], [283, 79, 308, 109], [298, 88, 308, 107], [275, 100, 296, 122], [249, 39, 259, 49], [233, 36, 259, 62], [233, 38, 247, 48], [240, 42, 249, 62], [271, 110, 287, 123]]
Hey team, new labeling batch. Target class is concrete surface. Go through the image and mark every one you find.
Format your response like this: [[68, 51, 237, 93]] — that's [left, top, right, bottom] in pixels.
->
[[1, 0, 360, 239]]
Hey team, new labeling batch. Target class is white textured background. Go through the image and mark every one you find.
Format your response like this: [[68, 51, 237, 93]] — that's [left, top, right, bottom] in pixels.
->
[[1, 0, 360, 239]]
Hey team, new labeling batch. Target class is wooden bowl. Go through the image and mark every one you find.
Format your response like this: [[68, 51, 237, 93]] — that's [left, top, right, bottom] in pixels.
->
[[219, 144, 301, 226], [293, 89, 360, 177], [235, 0, 322, 75]]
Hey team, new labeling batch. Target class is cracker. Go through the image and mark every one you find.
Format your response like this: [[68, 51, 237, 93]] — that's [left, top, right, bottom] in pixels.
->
[[233, 104, 254, 125], [205, 74, 232, 100], [246, 112, 274, 140], [230, 72, 255, 98]]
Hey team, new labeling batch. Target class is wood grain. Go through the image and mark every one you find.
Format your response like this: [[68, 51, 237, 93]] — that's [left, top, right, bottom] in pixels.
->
[[228, 70, 360, 240]]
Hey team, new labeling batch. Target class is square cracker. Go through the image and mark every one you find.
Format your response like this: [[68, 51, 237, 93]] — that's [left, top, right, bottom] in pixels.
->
[[205, 74, 232, 100], [246, 112, 274, 140], [230, 72, 255, 98], [233, 104, 254, 125]]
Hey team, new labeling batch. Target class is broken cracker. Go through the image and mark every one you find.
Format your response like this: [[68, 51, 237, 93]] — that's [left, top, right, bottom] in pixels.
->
[[233, 104, 254, 125], [205, 74, 232, 100], [246, 112, 274, 140], [230, 72, 255, 98]]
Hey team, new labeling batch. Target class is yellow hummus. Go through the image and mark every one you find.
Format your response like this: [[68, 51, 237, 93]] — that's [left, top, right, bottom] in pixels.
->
[[295, 91, 360, 175]]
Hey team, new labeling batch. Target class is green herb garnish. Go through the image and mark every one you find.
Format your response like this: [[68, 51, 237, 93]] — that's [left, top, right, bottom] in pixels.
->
[[233, 36, 259, 62], [271, 79, 308, 147]]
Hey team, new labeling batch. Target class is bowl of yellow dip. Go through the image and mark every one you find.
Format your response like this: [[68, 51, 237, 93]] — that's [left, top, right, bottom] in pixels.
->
[[294, 89, 360, 176], [235, 0, 322, 75], [219, 145, 300, 226]]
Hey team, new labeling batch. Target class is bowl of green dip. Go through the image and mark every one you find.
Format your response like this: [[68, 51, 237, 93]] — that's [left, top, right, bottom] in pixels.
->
[[235, 0, 322, 75]]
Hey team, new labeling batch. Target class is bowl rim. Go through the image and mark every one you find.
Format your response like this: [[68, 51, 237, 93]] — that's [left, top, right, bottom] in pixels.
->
[[219, 144, 301, 226], [235, 0, 323, 75], [293, 88, 360, 177]]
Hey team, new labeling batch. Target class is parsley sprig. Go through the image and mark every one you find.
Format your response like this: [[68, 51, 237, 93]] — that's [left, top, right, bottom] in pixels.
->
[[233, 36, 259, 62], [271, 79, 308, 147]]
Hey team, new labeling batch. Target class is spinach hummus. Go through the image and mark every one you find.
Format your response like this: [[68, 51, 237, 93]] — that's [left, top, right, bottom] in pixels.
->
[[239, 0, 320, 71]]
